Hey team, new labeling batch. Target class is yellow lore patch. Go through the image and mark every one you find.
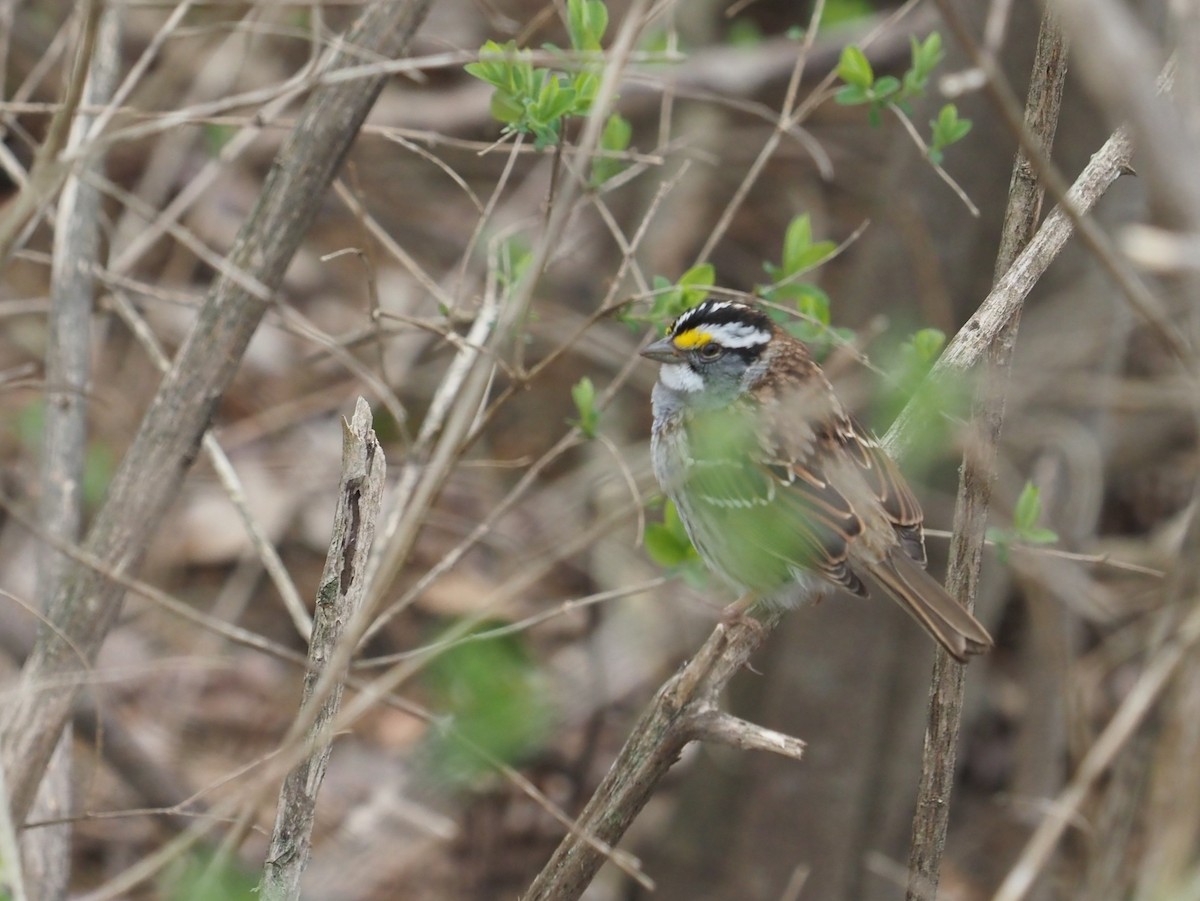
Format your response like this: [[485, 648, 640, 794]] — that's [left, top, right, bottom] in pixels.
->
[[672, 329, 712, 349]]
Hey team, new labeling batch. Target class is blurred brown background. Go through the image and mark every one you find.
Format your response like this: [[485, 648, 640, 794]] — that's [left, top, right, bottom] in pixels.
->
[[0, 0, 1193, 899]]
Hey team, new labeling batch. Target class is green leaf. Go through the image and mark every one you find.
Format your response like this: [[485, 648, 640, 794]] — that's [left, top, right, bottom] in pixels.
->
[[823, 0, 874, 25], [84, 442, 115, 510], [782, 214, 812, 273], [797, 288, 831, 326], [202, 123, 236, 156], [835, 84, 870, 106], [488, 88, 524, 125], [985, 526, 1012, 564], [901, 69, 924, 99], [162, 848, 258, 901], [644, 500, 701, 569], [533, 74, 576, 123], [644, 524, 691, 567], [837, 45, 873, 89], [463, 60, 500, 88], [678, 262, 716, 307], [1020, 527, 1060, 545], [911, 32, 944, 81], [931, 104, 972, 157], [465, 40, 524, 90], [572, 69, 599, 112], [499, 238, 533, 288], [664, 496, 684, 532], [868, 335, 971, 479], [780, 214, 836, 275], [568, 0, 608, 51], [1013, 481, 1043, 532], [640, 28, 670, 56], [872, 74, 901, 101], [601, 112, 631, 151], [591, 112, 632, 186], [531, 118, 561, 149], [728, 19, 763, 47], [908, 327, 946, 365], [570, 376, 599, 438]]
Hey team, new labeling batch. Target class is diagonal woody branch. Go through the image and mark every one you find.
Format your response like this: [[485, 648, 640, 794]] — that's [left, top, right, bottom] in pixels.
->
[[0, 0, 433, 824]]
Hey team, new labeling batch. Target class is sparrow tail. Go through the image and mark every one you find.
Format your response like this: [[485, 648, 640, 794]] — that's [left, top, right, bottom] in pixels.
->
[[865, 552, 994, 662]]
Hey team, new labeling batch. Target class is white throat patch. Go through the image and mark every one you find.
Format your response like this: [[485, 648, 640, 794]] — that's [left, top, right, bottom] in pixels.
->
[[660, 363, 704, 393]]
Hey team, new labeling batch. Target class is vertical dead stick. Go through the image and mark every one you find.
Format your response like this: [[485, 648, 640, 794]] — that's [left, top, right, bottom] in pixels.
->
[[905, 10, 1068, 900], [28, 8, 122, 900], [0, 0, 433, 825], [261, 399, 385, 900]]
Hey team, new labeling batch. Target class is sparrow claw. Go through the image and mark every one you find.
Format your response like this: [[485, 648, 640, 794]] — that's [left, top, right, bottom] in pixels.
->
[[719, 593, 764, 638]]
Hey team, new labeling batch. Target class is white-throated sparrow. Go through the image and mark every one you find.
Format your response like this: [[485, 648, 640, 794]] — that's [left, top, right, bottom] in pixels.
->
[[642, 300, 992, 662]]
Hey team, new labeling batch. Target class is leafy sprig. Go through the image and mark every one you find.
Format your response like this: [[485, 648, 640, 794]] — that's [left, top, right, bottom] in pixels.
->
[[570, 377, 600, 438], [617, 262, 717, 332], [759, 215, 849, 356], [465, 0, 612, 149], [590, 112, 632, 186], [835, 33, 971, 161], [986, 481, 1060, 563]]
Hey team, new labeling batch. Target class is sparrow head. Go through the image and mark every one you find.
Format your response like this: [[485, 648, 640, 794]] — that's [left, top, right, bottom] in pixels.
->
[[641, 301, 776, 403]]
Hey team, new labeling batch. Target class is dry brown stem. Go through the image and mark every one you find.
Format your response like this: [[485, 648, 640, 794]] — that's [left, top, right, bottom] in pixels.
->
[[906, 9, 1068, 899]]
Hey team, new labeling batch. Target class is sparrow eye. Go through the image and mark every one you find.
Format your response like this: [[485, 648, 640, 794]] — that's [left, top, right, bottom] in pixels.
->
[[697, 343, 724, 361]]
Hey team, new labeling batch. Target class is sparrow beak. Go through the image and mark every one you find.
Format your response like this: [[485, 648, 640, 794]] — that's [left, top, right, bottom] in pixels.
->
[[640, 337, 681, 364]]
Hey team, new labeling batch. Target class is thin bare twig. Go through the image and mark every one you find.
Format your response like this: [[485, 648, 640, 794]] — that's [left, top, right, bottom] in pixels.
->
[[993, 600, 1200, 901], [0, 0, 101, 265]]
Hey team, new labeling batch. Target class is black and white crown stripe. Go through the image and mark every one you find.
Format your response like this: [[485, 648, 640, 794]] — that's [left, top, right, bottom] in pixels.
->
[[670, 301, 774, 349]]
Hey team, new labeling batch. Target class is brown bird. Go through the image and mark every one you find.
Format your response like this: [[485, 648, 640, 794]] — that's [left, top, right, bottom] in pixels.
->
[[642, 300, 992, 661]]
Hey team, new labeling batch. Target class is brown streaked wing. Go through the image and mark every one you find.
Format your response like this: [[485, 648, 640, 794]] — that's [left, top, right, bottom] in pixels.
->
[[836, 416, 928, 565], [683, 407, 868, 593], [772, 460, 868, 594], [759, 434, 869, 594]]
